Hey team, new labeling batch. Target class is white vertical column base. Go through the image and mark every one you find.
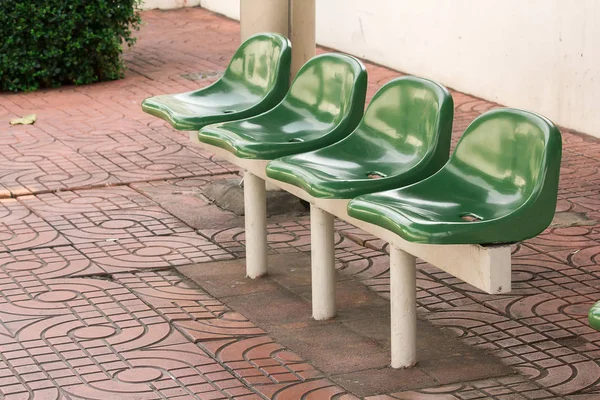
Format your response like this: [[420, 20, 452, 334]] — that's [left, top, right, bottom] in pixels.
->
[[311, 204, 336, 320], [390, 245, 417, 368], [244, 171, 268, 279]]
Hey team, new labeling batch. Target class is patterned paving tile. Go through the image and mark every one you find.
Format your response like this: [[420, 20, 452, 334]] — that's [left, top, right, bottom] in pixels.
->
[[6, 184, 243, 276], [114, 270, 352, 399], [0, 152, 119, 197], [526, 227, 600, 254], [367, 376, 559, 400], [333, 180, 600, 397], [336, 222, 390, 254], [0, 247, 104, 280], [1, 118, 235, 199], [130, 174, 240, 194], [44, 208, 193, 244], [0, 268, 353, 399], [75, 233, 234, 274], [202, 336, 325, 385], [19, 187, 156, 218], [336, 248, 600, 398], [0, 273, 245, 399], [0, 199, 69, 252], [115, 271, 265, 341], [84, 135, 236, 183], [0, 333, 61, 399], [200, 219, 312, 257], [200, 218, 380, 260]]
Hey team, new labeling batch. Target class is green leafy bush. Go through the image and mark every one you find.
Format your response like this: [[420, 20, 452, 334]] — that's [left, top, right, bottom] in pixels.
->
[[0, 1, 141, 92]]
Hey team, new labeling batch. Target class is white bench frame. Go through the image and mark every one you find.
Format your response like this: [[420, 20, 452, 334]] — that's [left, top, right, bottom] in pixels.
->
[[190, 134, 512, 368]]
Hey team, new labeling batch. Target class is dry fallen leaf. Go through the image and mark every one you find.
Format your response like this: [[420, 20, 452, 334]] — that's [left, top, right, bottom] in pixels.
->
[[10, 114, 36, 125]]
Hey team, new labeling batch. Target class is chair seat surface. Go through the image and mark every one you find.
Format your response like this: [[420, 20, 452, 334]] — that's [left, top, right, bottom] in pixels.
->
[[348, 108, 563, 245], [266, 76, 454, 198], [142, 86, 265, 130], [141, 32, 292, 131], [196, 53, 368, 160], [347, 172, 524, 244], [196, 105, 339, 159], [266, 131, 437, 198]]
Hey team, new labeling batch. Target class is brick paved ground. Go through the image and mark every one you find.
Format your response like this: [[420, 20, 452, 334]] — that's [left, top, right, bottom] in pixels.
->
[[0, 7, 599, 400]]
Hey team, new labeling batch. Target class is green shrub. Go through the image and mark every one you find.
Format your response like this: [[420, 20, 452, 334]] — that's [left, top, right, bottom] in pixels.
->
[[0, 1, 141, 92]]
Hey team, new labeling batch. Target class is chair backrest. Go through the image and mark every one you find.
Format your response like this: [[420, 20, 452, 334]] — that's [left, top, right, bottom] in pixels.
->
[[221, 32, 291, 96], [357, 76, 453, 177], [279, 53, 367, 132], [448, 108, 562, 222]]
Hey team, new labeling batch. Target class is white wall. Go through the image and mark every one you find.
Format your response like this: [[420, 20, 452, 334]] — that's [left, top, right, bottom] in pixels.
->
[[316, 0, 600, 138], [141, 0, 239, 18], [199, 0, 240, 19], [183, 0, 600, 138], [141, 0, 201, 10]]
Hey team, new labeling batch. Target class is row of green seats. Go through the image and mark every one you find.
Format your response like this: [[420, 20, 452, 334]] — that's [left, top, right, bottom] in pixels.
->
[[142, 32, 562, 247]]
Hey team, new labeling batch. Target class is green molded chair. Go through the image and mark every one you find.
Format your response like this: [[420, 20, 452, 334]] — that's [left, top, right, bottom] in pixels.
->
[[590, 302, 600, 331], [195, 53, 368, 160], [265, 76, 454, 199], [348, 108, 562, 245], [141, 33, 291, 130]]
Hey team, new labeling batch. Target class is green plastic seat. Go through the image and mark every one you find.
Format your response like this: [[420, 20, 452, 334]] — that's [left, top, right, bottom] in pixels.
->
[[265, 76, 454, 199], [195, 53, 367, 160], [590, 302, 600, 331], [348, 108, 562, 245], [141, 33, 291, 130]]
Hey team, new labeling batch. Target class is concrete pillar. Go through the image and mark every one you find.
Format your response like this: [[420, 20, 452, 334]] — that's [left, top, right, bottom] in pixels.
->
[[243, 171, 268, 278], [240, 0, 288, 41], [289, 0, 316, 77], [240, 0, 315, 78], [389, 246, 417, 368], [240, 0, 316, 191], [310, 204, 336, 320]]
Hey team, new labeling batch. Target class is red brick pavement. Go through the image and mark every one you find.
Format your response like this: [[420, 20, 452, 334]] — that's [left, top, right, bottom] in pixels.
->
[[0, 6, 599, 400]]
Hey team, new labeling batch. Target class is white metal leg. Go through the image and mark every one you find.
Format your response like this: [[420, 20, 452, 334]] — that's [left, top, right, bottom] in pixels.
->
[[390, 245, 417, 368], [244, 171, 268, 278], [310, 204, 336, 320]]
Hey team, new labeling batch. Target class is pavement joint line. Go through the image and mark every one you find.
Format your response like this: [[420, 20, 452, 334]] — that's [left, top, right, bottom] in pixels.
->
[[3, 170, 238, 200], [75, 268, 172, 280]]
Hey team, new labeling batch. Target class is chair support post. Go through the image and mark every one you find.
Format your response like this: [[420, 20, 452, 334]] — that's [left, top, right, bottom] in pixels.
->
[[244, 171, 268, 278], [311, 204, 336, 320], [390, 245, 417, 368]]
